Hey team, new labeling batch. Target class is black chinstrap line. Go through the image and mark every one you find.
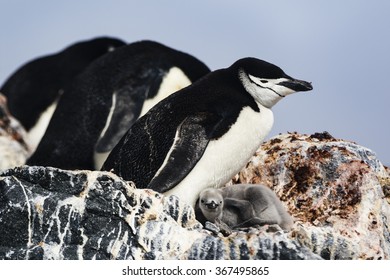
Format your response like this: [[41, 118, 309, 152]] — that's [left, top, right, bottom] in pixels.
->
[[247, 75, 285, 98]]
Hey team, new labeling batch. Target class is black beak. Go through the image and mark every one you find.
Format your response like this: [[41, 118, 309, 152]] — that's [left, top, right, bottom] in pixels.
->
[[278, 79, 313, 92], [205, 201, 218, 209]]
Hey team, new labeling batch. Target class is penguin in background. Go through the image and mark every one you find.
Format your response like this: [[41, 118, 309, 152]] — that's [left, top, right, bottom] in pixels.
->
[[27, 40, 210, 170], [1, 36, 126, 150], [102, 57, 313, 207]]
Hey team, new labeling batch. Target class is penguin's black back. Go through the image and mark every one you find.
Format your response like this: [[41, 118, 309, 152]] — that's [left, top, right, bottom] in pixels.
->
[[102, 65, 259, 188], [27, 40, 210, 170], [1, 37, 126, 130]]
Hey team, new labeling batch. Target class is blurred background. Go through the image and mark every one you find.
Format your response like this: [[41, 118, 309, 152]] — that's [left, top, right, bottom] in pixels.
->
[[1, 0, 389, 165]]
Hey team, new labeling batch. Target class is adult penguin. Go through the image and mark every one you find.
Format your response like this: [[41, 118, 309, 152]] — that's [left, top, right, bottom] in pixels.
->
[[27, 40, 210, 170], [102, 57, 313, 207], [1, 36, 126, 149]]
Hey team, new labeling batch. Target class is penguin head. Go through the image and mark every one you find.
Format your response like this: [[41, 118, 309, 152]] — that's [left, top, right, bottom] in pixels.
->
[[234, 57, 313, 108], [64, 37, 126, 63], [198, 189, 224, 222]]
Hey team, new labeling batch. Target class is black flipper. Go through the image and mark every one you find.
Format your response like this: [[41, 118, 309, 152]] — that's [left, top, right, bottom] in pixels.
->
[[148, 112, 219, 193], [95, 85, 146, 153], [224, 198, 278, 228], [95, 66, 169, 153], [223, 198, 256, 220]]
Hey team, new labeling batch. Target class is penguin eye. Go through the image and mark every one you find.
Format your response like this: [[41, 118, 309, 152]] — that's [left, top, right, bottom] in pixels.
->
[[260, 80, 268, 83]]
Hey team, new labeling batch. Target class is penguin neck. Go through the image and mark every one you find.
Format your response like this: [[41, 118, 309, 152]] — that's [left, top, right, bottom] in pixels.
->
[[217, 211, 223, 221], [211, 68, 261, 113], [140, 67, 191, 117], [173, 53, 210, 82], [202, 209, 222, 223]]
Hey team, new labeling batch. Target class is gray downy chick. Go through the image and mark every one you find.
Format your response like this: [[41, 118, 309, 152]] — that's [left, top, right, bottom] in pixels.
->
[[198, 184, 293, 231]]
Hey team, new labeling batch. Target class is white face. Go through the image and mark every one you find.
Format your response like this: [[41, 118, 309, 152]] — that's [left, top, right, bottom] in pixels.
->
[[239, 70, 296, 108], [199, 190, 224, 221]]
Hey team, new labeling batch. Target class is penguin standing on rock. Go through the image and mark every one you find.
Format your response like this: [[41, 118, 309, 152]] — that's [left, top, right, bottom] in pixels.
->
[[102, 57, 313, 207], [27, 40, 210, 170], [1, 37, 126, 150]]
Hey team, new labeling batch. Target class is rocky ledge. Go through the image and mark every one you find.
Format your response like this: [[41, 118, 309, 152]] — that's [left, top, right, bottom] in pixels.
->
[[0, 166, 318, 260], [0, 132, 389, 260]]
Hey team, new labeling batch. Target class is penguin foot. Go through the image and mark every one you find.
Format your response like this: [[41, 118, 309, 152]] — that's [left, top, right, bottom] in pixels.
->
[[204, 221, 232, 237]]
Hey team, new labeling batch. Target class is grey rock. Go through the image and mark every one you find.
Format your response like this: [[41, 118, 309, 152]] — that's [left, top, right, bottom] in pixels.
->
[[0, 166, 320, 260], [2, 131, 387, 259], [231, 132, 390, 259]]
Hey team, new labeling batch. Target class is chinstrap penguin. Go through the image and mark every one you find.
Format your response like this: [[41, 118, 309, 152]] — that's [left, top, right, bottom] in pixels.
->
[[27, 40, 210, 170], [102, 57, 313, 207], [1, 37, 126, 150], [197, 184, 294, 231]]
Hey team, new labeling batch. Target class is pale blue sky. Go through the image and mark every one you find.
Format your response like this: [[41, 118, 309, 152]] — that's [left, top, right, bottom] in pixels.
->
[[1, 0, 389, 165]]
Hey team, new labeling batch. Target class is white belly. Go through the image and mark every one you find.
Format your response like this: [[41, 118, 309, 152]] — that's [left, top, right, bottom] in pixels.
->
[[27, 100, 58, 152], [164, 105, 274, 207]]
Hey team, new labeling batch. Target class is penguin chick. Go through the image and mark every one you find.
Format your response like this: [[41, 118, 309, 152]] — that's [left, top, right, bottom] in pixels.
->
[[198, 184, 294, 231], [1, 37, 126, 150], [102, 57, 313, 207], [27, 40, 210, 170]]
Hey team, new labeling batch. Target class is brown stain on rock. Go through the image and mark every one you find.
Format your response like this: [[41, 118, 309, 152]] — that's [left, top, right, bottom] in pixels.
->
[[228, 132, 390, 259], [231, 132, 379, 226], [309, 131, 336, 141]]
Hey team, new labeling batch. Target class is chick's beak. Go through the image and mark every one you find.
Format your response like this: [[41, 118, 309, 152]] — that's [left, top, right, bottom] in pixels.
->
[[205, 201, 219, 210]]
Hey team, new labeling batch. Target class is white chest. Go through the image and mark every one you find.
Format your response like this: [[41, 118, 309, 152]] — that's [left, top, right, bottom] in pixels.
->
[[164, 105, 274, 207], [27, 100, 59, 152]]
